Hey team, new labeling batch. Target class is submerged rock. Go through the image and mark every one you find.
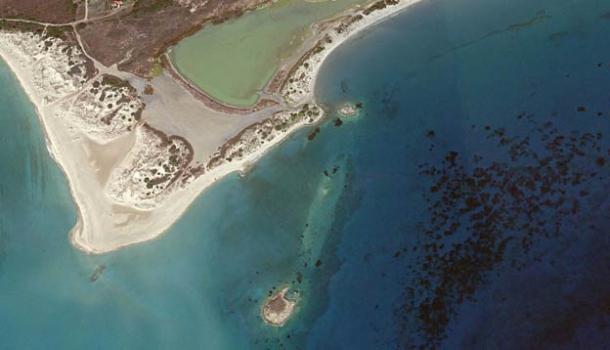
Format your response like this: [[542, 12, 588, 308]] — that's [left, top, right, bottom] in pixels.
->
[[89, 264, 106, 282]]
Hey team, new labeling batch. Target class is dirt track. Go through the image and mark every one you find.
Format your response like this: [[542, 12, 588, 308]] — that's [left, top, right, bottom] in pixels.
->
[[1, 0, 271, 77]]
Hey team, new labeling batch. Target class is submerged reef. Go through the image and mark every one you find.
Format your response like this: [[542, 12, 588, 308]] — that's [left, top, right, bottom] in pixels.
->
[[397, 115, 609, 348]]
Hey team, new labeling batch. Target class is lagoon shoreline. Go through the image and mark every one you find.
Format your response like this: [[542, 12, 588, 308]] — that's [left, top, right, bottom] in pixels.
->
[[0, 0, 422, 254]]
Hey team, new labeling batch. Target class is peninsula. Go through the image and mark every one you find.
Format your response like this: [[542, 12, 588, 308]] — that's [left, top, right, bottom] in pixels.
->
[[0, 0, 421, 253]]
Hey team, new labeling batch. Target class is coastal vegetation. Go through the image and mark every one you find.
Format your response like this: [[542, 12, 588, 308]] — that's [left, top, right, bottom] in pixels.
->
[[0, 20, 44, 33], [0, 0, 416, 253], [0, 0, 80, 23], [1, 0, 608, 347], [2, 0, 273, 76], [132, 0, 173, 15], [65, 74, 143, 142], [107, 127, 194, 207], [363, 0, 399, 15], [44, 25, 74, 40]]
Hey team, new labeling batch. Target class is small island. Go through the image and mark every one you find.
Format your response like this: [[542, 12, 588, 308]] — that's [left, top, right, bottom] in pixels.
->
[[262, 287, 298, 327], [337, 102, 361, 117]]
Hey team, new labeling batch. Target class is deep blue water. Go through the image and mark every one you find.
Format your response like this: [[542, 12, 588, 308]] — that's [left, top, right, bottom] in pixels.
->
[[1, 0, 609, 348], [310, 0, 610, 348]]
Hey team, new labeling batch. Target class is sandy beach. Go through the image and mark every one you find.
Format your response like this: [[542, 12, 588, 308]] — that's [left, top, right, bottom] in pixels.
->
[[0, 0, 423, 253]]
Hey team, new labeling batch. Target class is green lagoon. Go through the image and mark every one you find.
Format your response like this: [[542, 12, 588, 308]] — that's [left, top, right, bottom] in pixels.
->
[[170, 0, 368, 107]]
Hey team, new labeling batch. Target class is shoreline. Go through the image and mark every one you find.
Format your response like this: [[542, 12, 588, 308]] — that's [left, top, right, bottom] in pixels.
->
[[0, 40, 93, 254], [161, 53, 280, 114], [261, 287, 298, 327], [280, 0, 423, 107], [0, 0, 423, 254], [164, 0, 416, 113]]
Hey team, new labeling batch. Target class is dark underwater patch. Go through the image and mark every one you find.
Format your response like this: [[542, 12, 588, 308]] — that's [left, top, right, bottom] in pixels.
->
[[396, 115, 609, 348]]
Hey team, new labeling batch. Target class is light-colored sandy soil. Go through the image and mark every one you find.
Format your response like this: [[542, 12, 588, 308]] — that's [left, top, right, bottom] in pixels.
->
[[0, 0, 421, 253], [262, 287, 298, 327]]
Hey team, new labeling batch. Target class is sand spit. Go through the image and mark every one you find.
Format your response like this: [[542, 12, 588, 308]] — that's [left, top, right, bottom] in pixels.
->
[[0, 0, 421, 253]]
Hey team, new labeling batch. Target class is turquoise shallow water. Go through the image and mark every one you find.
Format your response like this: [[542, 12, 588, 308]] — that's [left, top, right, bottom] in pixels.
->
[[0, 57, 346, 347], [1, 0, 610, 348]]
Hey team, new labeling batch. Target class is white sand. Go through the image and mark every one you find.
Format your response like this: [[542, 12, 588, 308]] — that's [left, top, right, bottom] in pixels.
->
[[283, 0, 424, 105], [0, 0, 423, 253]]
